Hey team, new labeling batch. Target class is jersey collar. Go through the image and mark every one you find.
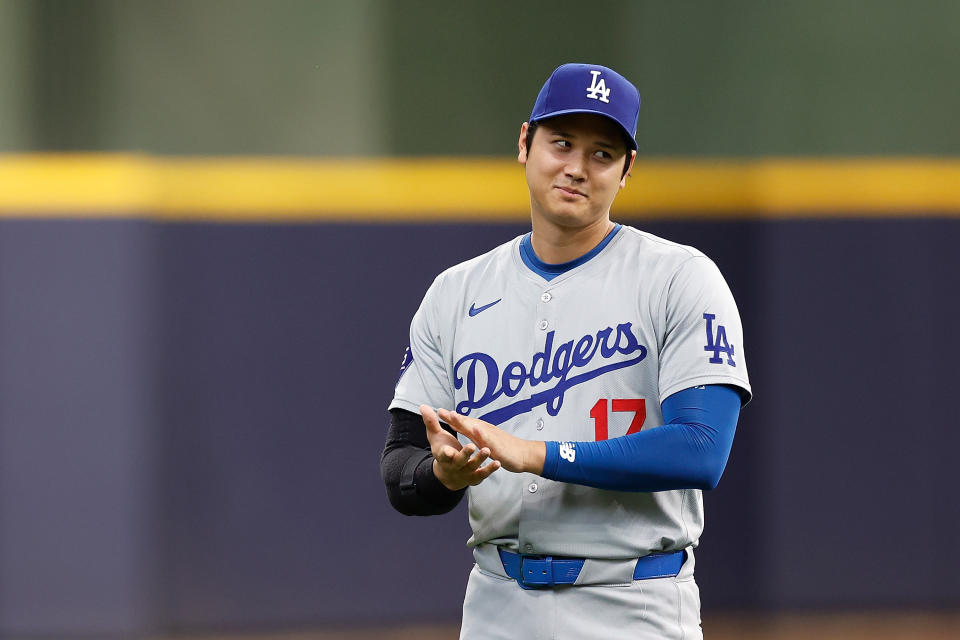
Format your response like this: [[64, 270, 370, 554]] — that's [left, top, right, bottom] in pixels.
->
[[519, 224, 622, 282]]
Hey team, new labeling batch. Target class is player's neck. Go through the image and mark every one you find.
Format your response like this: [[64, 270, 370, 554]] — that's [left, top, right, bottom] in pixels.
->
[[529, 217, 615, 264]]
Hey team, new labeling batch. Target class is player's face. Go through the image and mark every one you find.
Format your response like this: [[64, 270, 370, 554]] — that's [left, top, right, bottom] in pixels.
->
[[518, 113, 635, 232]]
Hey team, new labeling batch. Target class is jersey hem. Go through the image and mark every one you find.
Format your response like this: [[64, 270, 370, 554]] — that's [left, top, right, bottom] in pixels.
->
[[388, 398, 426, 414], [659, 376, 752, 406], [470, 539, 697, 561]]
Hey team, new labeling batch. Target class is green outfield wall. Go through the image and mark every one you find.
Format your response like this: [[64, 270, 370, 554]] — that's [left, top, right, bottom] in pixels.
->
[[1, 0, 958, 156]]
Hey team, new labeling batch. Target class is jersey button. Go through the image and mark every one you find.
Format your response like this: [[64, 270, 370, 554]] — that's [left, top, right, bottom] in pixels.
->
[[528, 483, 538, 493], [536, 418, 544, 431], [537, 319, 549, 330], [540, 292, 552, 303]]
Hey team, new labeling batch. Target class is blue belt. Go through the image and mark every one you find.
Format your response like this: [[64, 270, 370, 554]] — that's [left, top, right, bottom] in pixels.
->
[[498, 548, 686, 590]]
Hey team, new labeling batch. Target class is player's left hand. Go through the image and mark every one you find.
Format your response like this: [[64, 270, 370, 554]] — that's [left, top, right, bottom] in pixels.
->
[[437, 408, 546, 475]]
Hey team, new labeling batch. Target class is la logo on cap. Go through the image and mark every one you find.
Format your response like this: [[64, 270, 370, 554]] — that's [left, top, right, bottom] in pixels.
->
[[586, 70, 610, 103]]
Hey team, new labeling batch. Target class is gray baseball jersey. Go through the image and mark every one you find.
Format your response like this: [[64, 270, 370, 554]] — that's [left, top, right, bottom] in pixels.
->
[[390, 224, 751, 559]]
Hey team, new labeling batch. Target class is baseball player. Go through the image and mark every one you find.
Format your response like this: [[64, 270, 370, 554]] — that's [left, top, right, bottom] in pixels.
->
[[381, 62, 751, 639]]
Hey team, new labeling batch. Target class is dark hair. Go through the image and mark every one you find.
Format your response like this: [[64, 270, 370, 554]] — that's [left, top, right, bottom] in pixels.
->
[[525, 119, 634, 178]]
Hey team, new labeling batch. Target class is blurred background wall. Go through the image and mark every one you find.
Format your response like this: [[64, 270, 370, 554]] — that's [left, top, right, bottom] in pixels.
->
[[4, 0, 960, 156], [0, 0, 958, 637]]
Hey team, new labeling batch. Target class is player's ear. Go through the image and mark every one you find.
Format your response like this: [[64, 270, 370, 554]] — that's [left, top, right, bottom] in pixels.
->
[[619, 150, 637, 189], [518, 122, 530, 165]]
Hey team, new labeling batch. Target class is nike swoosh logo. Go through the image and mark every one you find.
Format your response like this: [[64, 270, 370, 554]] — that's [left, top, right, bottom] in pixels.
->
[[468, 298, 502, 317]]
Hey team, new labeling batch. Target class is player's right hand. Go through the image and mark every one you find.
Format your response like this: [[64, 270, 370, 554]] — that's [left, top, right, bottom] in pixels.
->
[[420, 404, 501, 491]]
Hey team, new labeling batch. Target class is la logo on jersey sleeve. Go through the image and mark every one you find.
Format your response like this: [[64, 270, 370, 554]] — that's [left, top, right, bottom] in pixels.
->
[[703, 313, 736, 367]]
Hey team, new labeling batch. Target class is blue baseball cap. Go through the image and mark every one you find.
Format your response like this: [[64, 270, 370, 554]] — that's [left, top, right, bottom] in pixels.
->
[[529, 63, 641, 151]]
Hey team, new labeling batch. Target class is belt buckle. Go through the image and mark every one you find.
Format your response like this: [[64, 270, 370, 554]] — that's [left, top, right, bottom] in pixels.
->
[[518, 554, 554, 589]]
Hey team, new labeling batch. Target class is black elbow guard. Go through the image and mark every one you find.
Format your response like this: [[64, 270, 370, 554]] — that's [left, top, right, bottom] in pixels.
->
[[381, 408, 465, 516]]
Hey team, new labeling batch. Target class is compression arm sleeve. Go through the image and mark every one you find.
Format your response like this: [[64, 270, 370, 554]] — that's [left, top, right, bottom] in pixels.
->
[[381, 407, 466, 515], [540, 384, 742, 492]]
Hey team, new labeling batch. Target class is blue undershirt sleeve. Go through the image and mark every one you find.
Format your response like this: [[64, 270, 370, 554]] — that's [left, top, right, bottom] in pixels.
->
[[540, 384, 742, 492]]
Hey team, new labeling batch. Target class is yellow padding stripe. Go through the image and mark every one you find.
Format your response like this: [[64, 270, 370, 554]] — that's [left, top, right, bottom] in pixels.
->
[[1, 154, 959, 220]]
